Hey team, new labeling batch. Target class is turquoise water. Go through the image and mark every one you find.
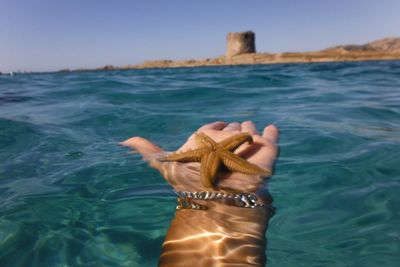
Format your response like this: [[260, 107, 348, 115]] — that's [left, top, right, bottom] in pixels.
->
[[1, 61, 400, 266]]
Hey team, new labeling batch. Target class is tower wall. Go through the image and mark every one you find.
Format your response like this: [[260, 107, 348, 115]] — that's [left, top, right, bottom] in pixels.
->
[[226, 31, 256, 58]]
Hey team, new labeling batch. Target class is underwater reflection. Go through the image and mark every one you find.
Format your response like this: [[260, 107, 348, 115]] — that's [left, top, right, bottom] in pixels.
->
[[159, 190, 274, 267]]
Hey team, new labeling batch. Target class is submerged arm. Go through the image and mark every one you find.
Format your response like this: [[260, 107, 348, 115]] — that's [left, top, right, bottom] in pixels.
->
[[159, 195, 273, 267], [122, 121, 279, 266]]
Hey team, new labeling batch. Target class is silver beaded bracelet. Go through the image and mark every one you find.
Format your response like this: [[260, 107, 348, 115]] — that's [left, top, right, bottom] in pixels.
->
[[174, 190, 265, 209]]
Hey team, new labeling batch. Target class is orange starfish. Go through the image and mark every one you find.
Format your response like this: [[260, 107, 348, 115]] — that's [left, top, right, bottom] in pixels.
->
[[159, 132, 271, 188]]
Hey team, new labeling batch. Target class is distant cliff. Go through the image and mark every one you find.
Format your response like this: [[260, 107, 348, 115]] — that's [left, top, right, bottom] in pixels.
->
[[66, 37, 400, 72], [126, 37, 400, 70], [325, 37, 400, 53]]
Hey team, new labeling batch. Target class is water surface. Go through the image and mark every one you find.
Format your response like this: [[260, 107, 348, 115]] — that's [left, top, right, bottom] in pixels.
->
[[1, 61, 400, 266]]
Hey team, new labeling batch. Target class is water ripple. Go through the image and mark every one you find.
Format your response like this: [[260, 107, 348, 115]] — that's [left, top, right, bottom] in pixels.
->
[[1, 61, 400, 266]]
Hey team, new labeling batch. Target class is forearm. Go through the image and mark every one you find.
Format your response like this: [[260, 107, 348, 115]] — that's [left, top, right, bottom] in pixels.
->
[[122, 121, 279, 266], [159, 201, 271, 267]]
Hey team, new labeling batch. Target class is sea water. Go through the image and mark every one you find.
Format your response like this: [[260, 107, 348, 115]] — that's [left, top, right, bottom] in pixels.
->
[[0, 61, 399, 266]]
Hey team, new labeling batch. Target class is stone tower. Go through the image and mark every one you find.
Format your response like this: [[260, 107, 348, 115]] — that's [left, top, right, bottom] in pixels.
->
[[226, 31, 256, 58]]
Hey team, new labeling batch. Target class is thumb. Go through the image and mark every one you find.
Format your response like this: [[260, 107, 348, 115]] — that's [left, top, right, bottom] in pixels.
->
[[120, 137, 164, 168]]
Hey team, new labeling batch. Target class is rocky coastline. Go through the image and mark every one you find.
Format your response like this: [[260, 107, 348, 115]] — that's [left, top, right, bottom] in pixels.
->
[[127, 50, 400, 70], [62, 37, 400, 72]]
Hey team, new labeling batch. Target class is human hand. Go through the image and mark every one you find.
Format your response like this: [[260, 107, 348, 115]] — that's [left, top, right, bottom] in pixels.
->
[[121, 121, 279, 192]]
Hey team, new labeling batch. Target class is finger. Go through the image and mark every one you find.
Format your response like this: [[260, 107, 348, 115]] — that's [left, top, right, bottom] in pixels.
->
[[241, 121, 258, 135], [223, 122, 241, 132], [120, 137, 163, 167], [198, 121, 227, 131], [262, 124, 279, 144]]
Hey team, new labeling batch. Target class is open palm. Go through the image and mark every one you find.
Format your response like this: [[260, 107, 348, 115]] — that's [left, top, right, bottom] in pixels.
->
[[122, 121, 279, 192]]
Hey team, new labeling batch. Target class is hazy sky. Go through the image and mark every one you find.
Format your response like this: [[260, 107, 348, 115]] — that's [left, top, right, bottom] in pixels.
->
[[1, 0, 399, 72]]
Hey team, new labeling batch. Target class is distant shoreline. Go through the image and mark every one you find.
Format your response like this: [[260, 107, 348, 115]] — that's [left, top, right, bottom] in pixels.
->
[[122, 51, 400, 69], [62, 52, 399, 73], [2, 37, 400, 74], [83, 36, 400, 72]]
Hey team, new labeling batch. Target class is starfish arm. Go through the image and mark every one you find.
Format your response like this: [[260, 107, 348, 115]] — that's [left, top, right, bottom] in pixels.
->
[[220, 150, 272, 176], [195, 132, 217, 149], [159, 147, 208, 162], [200, 152, 220, 188], [216, 133, 253, 151]]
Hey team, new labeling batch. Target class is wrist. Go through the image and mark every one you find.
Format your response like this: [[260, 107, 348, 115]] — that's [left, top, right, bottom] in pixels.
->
[[171, 187, 273, 215], [171, 198, 272, 236], [174, 189, 272, 209]]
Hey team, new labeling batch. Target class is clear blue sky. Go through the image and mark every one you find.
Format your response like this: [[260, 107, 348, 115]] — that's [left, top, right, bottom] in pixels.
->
[[1, 0, 399, 72]]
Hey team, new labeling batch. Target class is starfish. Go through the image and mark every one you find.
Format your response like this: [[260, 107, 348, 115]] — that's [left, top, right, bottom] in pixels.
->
[[159, 132, 271, 188]]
